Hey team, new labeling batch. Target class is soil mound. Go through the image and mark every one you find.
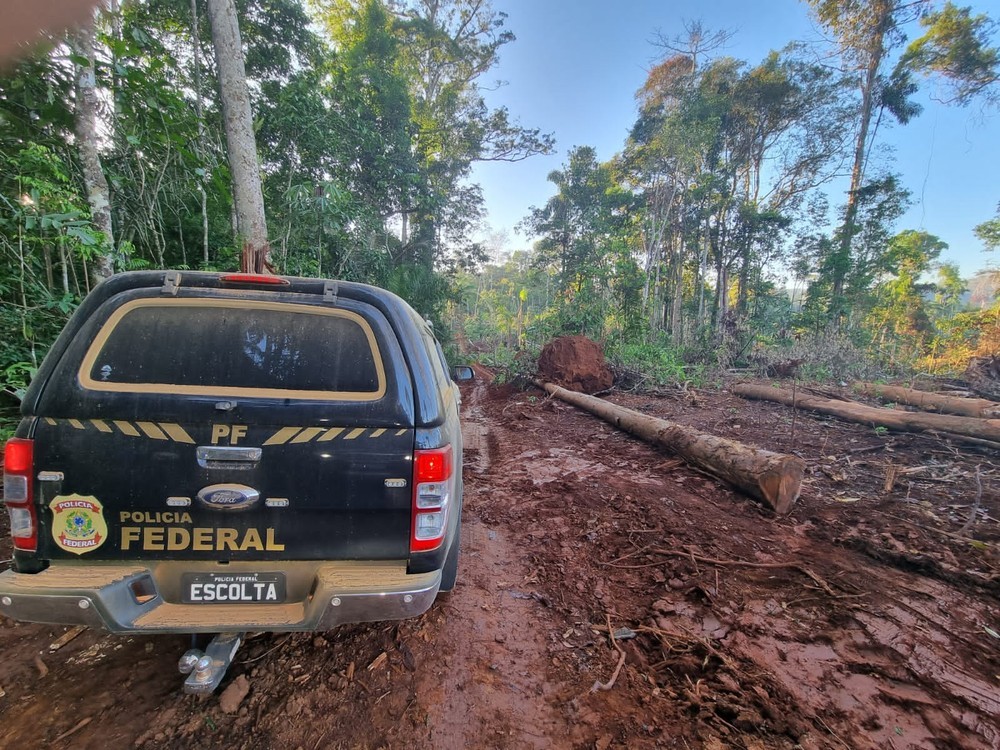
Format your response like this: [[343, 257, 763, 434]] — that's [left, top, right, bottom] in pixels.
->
[[537, 336, 613, 394]]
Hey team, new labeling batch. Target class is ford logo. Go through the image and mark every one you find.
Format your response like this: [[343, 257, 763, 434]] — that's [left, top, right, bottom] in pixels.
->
[[197, 484, 260, 512]]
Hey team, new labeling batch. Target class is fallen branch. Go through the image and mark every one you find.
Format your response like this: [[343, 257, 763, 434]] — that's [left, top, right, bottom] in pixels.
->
[[854, 382, 1000, 419], [872, 510, 996, 548], [928, 431, 1000, 452], [534, 380, 804, 514], [54, 717, 92, 744], [733, 383, 1000, 443], [647, 547, 849, 598]]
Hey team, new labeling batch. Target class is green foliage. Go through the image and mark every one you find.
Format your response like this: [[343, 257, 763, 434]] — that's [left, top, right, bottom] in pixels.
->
[[863, 229, 946, 361], [901, 2, 999, 105], [387, 263, 452, 330], [607, 341, 700, 387], [2, 0, 999, 427], [477, 344, 538, 387], [519, 146, 636, 340], [976, 204, 1000, 250], [0, 0, 561, 438]]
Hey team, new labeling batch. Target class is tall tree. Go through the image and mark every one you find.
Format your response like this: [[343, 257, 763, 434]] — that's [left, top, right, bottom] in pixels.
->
[[385, 0, 553, 266], [520, 146, 632, 337], [623, 46, 851, 340], [805, 0, 925, 322], [70, 11, 115, 286], [206, 0, 269, 272]]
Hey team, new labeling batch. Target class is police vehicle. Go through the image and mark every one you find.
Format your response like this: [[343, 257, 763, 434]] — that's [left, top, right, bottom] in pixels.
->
[[1, 271, 469, 691]]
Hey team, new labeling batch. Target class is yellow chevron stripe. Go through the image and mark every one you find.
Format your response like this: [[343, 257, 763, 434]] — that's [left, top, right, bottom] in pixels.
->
[[159, 423, 194, 444], [395, 429, 407, 436], [264, 427, 301, 446], [317, 427, 346, 442], [291, 427, 325, 444], [137, 422, 167, 440], [344, 428, 366, 440], [370, 428, 386, 438], [45, 417, 57, 426], [114, 420, 140, 437], [68, 419, 85, 430], [90, 419, 113, 433]]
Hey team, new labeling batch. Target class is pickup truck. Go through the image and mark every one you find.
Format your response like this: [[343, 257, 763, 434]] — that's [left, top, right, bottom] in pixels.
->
[[1, 271, 468, 688]]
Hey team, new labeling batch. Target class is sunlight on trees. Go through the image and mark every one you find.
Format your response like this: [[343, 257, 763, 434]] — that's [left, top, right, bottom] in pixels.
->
[[1, 0, 999, 431]]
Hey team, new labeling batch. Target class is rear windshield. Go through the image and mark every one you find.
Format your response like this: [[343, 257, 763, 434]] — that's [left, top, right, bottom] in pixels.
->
[[79, 298, 386, 401]]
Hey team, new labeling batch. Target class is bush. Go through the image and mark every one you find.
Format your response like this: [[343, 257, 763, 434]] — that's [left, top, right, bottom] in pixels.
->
[[607, 340, 703, 389], [476, 344, 539, 387], [751, 332, 892, 382]]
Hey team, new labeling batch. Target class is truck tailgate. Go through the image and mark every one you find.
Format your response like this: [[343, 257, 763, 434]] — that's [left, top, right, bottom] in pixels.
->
[[32, 418, 415, 562]]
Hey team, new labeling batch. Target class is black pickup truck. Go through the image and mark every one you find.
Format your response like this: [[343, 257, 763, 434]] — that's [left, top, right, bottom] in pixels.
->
[[1, 271, 467, 651]]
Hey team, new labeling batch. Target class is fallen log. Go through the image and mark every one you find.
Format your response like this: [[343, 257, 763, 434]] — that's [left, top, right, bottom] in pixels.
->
[[733, 383, 1000, 443], [534, 380, 804, 515], [853, 382, 1000, 419]]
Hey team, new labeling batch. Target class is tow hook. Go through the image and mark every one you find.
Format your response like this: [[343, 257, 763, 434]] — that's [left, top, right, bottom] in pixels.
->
[[178, 632, 245, 695]]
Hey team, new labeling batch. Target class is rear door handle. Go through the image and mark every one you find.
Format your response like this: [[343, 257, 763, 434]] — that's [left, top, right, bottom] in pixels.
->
[[196, 446, 262, 469]]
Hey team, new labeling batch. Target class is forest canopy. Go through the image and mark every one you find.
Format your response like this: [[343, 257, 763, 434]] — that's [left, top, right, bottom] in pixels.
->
[[1, 0, 999, 432]]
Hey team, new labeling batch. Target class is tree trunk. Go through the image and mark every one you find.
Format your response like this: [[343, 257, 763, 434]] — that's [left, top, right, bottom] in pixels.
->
[[828, 0, 891, 318], [854, 382, 1000, 419], [70, 16, 115, 285], [206, 0, 269, 272], [670, 239, 684, 341], [535, 381, 804, 515], [734, 383, 1000, 443], [190, 0, 210, 268]]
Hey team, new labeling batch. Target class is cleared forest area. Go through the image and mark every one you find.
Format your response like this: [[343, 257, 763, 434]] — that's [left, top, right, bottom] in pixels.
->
[[0, 371, 997, 749]]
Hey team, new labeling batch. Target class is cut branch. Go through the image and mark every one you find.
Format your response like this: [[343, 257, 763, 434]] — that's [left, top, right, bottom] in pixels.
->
[[854, 382, 1000, 419], [534, 381, 804, 515], [734, 383, 1000, 443]]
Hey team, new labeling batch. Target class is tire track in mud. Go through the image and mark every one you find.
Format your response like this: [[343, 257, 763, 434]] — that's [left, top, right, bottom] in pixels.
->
[[413, 371, 569, 748], [459, 384, 1000, 750]]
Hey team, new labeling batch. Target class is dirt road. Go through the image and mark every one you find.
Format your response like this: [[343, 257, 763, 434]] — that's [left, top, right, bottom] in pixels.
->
[[1, 372, 998, 749]]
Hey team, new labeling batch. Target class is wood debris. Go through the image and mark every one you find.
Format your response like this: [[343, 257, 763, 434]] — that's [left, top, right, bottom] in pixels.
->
[[48, 626, 86, 652], [366, 652, 387, 671]]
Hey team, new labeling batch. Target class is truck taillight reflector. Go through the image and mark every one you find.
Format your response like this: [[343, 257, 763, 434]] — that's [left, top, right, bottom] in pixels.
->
[[4, 439, 32, 473], [411, 446, 453, 553], [3, 438, 36, 552], [415, 448, 451, 483]]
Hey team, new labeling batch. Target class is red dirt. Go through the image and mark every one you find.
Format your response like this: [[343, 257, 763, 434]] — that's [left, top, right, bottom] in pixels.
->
[[0, 373, 998, 749], [537, 336, 614, 393]]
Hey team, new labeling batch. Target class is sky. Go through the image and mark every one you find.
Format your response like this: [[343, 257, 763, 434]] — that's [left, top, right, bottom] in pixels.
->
[[468, 0, 1000, 280]]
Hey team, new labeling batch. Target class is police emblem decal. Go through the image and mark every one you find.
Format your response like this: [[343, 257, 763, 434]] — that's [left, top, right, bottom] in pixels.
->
[[50, 495, 108, 554]]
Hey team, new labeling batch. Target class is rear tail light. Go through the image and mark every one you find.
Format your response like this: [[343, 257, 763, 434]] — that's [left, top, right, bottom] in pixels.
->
[[411, 445, 453, 553], [3, 438, 37, 552]]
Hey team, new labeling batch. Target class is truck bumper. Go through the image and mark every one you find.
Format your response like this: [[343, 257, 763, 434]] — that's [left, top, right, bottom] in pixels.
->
[[0, 561, 440, 634]]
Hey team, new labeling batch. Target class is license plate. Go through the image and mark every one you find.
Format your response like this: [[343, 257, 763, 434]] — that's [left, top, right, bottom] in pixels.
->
[[181, 572, 286, 604]]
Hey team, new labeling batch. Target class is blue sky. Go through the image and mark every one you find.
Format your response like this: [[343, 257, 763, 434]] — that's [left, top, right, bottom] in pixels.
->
[[469, 0, 1000, 279]]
